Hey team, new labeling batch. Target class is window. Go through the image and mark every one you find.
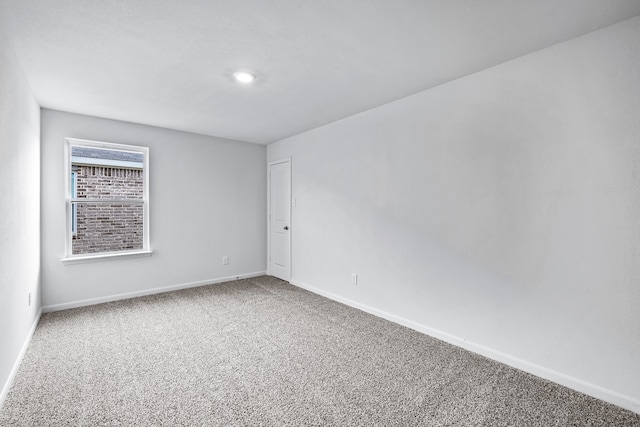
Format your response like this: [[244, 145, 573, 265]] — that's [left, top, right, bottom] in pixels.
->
[[64, 138, 151, 262]]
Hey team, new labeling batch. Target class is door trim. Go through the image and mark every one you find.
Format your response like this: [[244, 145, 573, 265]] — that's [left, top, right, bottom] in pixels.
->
[[267, 158, 291, 281]]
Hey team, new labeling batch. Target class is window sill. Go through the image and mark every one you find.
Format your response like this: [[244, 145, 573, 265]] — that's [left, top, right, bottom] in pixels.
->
[[61, 250, 153, 265]]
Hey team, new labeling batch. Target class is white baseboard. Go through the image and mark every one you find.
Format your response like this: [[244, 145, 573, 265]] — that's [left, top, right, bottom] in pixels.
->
[[42, 271, 267, 313], [0, 308, 42, 411], [290, 279, 640, 415]]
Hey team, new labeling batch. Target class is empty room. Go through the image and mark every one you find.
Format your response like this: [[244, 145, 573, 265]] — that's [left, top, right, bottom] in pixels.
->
[[1, 0, 640, 425]]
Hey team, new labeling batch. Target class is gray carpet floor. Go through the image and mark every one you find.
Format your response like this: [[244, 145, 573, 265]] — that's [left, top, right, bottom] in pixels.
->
[[1, 276, 639, 426]]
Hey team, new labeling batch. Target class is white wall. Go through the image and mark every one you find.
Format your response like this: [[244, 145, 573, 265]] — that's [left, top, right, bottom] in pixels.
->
[[0, 33, 41, 406], [268, 17, 640, 413], [41, 110, 266, 308]]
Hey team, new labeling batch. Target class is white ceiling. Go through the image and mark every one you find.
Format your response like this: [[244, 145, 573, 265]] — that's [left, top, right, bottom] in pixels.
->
[[2, 1, 640, 145]]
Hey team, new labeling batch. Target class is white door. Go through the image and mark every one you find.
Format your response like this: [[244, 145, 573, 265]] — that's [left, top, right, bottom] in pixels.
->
[[269, 159, 291, 281]]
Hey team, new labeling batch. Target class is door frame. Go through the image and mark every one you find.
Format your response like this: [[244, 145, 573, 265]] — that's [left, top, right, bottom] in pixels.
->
[[267, 158, 292, 280]]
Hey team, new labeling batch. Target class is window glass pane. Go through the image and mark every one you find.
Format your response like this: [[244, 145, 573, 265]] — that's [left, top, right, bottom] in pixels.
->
[[72, 202, 144, 254], [71, 146, 144, 200]]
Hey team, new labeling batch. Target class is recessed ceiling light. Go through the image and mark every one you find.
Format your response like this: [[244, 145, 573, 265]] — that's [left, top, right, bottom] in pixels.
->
[[233, 71, 256, 84]]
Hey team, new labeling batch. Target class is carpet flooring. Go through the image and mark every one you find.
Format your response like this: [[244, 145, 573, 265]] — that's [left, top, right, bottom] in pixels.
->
[[1, 276, 639, 426]]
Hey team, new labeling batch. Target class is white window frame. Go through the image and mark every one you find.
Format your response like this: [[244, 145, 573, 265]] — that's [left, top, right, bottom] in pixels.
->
[[71, 170, 77, 236], [62, 138, 152, 264]]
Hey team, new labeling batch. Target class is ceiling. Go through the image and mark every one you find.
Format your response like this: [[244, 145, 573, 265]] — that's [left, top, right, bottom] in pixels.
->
[[1, 1, 640, 145]]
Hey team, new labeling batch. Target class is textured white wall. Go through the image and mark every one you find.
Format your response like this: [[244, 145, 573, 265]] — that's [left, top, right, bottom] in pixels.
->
[[0, 33, 41, 405], [41, 110, 267, 308], [268, 17, 640, 412]]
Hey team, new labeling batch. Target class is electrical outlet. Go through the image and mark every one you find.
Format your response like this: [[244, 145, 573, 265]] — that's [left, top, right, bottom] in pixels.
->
[[352, 273, 358, 285], [222, 256, 229, 265]]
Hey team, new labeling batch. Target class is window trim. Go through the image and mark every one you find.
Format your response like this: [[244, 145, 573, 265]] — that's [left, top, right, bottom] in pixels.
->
[[62, 137, 152, 263]]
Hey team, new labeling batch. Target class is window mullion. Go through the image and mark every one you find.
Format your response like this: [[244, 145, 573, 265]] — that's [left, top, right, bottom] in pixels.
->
[[70, 198, 145, 204]]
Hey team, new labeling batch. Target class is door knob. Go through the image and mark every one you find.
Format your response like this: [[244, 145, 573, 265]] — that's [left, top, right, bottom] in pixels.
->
[[284, 226, 289, 230]]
